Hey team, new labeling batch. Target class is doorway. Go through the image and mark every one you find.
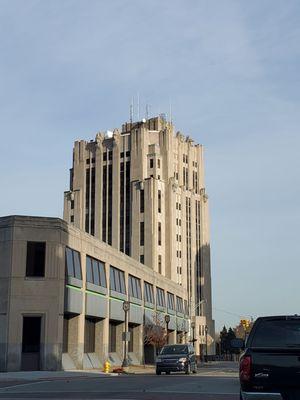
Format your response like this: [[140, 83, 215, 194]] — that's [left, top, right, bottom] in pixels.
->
[[21, 316, 42, 371]]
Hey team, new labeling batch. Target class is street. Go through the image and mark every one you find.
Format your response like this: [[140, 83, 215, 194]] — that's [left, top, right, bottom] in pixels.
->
[[0, 363, 240, 400]]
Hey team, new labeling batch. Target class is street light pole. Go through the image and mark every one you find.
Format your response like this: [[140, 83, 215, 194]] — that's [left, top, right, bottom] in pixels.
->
[[205, 325, 208, 362], [164, 314, 170, 345], [191, 321, 195, 345], [122, 301, 130, 368]]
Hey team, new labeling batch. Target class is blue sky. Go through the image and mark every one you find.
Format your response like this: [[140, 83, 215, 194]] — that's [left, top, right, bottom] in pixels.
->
[[1, 0, 300, 330]]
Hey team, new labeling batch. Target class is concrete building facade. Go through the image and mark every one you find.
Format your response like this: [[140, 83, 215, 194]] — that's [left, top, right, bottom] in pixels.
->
[[0, 216, 189, 371], [0, 115, 215, 372], [64, 116, 213, 327]]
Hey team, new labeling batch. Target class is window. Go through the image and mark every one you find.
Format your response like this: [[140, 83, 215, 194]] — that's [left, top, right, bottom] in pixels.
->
[[109, 322, 117, 352], [176, 297, 184, 313], [26, 242, 46, 277], [120, 152, 124, 158], [158, 222, 161, 246], [70, 215, 74, 223], [86, 256, 106, 287], [129, 275, 142, 299], [125, 150, 130, 157], [65, 247, 82, 280], [140, 189, 144, 213], [158, 255, 162, 274], [156, 287, 165, 307], [144, 282, 154, 304], [158, 190, 161, 213], [71, 200, 74, 210], [86, 158, 90, 165], [103, 152, 107, 161], [251, 319, 300, 348], [84, 318, 96, 353], [140, 222, 144, 246], [108, 151, 113, 160], [140, 255, 144, 264], [150, 159, 154, 168], [158, 159, 160, 168], [167, 292, 175, 310], [110, 266, 126, 294], [184, 300, 188, 315]]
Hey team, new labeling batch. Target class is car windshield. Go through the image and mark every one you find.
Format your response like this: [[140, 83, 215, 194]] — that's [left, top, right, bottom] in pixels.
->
[[251, 319, 300, 348], [160, 345, 188, 355]]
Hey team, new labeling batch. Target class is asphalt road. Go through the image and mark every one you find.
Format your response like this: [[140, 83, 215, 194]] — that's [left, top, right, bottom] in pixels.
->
[[0, 363, 240, 400]]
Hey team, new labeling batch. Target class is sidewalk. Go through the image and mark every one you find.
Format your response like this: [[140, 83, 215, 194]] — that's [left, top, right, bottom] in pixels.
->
[[0, 370, 113, 382], [0, 361, 239, 381]]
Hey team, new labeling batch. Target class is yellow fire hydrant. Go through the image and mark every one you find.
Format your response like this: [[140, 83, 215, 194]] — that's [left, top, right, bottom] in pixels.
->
[[103, 360, 110, 374]]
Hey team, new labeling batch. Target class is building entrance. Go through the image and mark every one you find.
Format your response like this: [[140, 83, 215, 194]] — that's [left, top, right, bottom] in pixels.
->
[[21, 316, 41, 371]]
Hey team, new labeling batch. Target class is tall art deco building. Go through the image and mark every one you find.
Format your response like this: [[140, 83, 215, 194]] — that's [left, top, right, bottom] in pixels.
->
[[64, 115, 214, 345]]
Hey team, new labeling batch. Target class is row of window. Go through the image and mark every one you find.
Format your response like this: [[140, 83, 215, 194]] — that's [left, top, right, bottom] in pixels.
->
[[149, 158, 160, 169], [65, 248, 186, 312]]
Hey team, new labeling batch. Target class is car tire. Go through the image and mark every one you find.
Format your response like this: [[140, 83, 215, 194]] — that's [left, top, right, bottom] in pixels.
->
[[156, 369, 161, 375], [240, 391, 243, 400], [192, 368, 197, 374], [166, 371, 170, 375], [185, 364, 191, 375]]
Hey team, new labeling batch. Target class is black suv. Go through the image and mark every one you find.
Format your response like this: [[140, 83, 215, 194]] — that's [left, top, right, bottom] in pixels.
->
[[233, 315, 300, 400], [155, 344, 197, 375]]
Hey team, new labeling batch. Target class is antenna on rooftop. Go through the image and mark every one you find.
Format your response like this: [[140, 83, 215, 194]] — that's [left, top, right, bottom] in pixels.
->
[[130, 97, 134, 123], [169, 99, 172, 124], [137, 92, 140, 121], [145, 104, 149, 120]]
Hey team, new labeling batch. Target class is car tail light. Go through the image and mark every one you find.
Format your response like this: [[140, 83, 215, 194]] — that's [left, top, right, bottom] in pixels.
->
[[240, 355, 252, 382]]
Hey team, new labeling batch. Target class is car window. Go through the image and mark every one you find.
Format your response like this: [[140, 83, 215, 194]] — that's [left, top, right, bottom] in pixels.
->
[[160, 345, 188, 355], [251, 319, 300, 348]]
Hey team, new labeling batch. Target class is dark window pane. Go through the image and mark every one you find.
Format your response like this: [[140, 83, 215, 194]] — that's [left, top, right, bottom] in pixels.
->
[[110, 267, 115, 291], [99, 261, 106, 287], [140, 189, 144, 213], [86, 256, 93, 283], [26, 242, 46, 277], [73, 251, 82, 280], [251, 319, 300, 348], [66, 247, 74, 277], [140, 222, 144, 246], [84, 318, 95, 353], [114, 269, 121, 292], [92, 259, 100, 285], [120, 271, 126, 294], [109, 322, 117, 352], [129, 276, 133, 297]]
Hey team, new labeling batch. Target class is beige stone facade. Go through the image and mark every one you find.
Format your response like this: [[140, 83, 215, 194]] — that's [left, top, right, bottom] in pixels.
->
[[0, 115, 215, 372], [63, 116, 215, 355], [0, 216, 193, 371]]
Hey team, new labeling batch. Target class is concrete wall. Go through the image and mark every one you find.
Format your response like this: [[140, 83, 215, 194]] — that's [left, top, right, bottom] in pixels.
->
[[0, 216, 191, 371]]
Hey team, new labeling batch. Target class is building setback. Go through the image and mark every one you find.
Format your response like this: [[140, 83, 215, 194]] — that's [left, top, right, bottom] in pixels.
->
[[0, 115, 215, 372], [64, 116, 213, 324]]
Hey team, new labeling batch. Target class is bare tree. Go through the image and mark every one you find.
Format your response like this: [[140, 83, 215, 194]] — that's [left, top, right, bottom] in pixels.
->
[[144, 312, 167, 354]]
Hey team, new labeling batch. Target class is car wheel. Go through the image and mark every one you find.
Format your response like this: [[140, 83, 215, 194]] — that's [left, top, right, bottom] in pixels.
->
[[166, 371, 170, 375], [185, 363, 191, 375], [192, 367, 197, 374], [156, 369, 161, 375], [240, 390, 243, 400]]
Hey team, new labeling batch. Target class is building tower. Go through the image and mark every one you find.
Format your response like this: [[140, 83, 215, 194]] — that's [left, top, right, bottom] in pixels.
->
[[64, 115, 214, 347]]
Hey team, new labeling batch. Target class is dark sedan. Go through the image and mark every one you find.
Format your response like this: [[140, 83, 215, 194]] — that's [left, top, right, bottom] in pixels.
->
[[155, 344, 197, 375]]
